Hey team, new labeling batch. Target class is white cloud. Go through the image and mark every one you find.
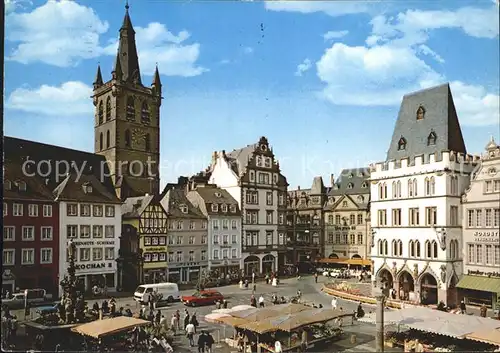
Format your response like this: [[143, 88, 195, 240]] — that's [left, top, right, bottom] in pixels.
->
[[314, 4, 499, 125], [6, 0, 109, 66], [243, 46, 254, 54], [323, 30, 349, 41], [5, 0, 32, 13], [295, 58, 312, 76], [6, 1, 207, 77], [6, 81, 93, 116], [265, 1, 370, 17], [449, 81, 500, 126]]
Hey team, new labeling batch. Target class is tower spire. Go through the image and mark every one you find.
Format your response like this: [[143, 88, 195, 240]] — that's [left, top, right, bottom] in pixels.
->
[[115, 1, 141, 84], [93, 64, 103, 88], [153, 64, 161, 86]]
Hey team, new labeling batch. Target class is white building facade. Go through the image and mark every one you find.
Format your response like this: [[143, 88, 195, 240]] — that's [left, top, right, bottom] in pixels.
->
[[459, 138, 500, 308], [58, 196, 121, 296], [370, 84, 479, 307], [209, 137, 288, 276]]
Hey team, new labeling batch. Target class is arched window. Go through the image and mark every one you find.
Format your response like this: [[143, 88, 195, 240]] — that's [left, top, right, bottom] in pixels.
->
[[392, 240, 397, 256], [425, 241, 431, 258], [416, 106, 425, 120], [392, 181, 397, 198], [145, 133, 151, 151], [425, 177, 430, 196], [126, 97, 135, 120], [379, 182, 387, 199], [415, 240, 421, 257], [409, 240, 415, 257], [141, 102, 150, 124], [99, 132, 103, 150], [427, 131, 436, 146], [430, 177, 435, 195], [413, 178, 418, 196], [398, 137, 407, 151], [432, 241, 438, 258], [125, 129, 131, 147], [98, 101, 104, 124], [106, 130, 110, 148], [106, 97, 111, 121], [398, 240, 403, 256], [378, 240, 383, 256], [408, 179, 413, 197], [450, 176, 458, 195], [397, 181, 401, 198], [383, 240, 388, 255]]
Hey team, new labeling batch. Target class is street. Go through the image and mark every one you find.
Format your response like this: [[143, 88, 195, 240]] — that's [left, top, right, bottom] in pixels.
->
[[15, 276, 398, 352]]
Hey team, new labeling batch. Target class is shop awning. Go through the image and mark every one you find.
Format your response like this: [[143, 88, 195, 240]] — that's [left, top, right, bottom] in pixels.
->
[[456, 275, 500, 293], [316, 258, 371, 266]]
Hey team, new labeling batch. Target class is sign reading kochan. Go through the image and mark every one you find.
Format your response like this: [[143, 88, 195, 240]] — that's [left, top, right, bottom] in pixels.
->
[[22, 156, 158, 183]]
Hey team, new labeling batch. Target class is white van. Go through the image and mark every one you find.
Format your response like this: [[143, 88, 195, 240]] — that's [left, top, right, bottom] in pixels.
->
[[134, 283, 180, 304]]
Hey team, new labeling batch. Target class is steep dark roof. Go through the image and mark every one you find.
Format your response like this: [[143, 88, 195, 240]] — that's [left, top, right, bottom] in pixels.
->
[[4, 136, 118, 201], [386, 83, 466, 161], [226, 144, 257, 176], [53, 173, 121, 204], [160, 188, 205, 219], [194, 186, 238, 206], [121, 193, 165, 219], [3, 162, 54, 201], [329, 168, 370, 196], [310, 176, 325, 195]]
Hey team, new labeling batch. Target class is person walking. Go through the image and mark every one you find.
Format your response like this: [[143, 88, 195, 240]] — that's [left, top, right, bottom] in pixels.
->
[[331, 297, 338, 310], [184, 313, 191, 331], [205, 331, 215, 353], [314, 273, 318, 283], [190, 313, 199, 333], [259, 295, 265, 308], [171, 313, 178, 335], [185, 322, 195, 347], [197, 331, 208, 353], [460, 300, 466, 314], [175, 310, 181, 330], [480, 304, 487, 318]]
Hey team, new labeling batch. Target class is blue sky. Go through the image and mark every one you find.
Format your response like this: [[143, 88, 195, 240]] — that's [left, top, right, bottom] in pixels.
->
[[4, 0, 500, 189]]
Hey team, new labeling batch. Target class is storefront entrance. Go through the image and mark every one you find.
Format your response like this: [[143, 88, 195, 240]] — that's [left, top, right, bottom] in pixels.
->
[[244, 255, 260, 276], [420, 273, 438, 305], [377, 268, 393, 293], [262, 254, 276, 274], [398, 271, 415, 301]]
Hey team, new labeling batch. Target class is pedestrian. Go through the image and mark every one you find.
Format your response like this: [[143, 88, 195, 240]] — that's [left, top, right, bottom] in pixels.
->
[[175, 310, 181, 330], [460, 300, 466, 314], [197, 330, 207, 353], [223, 300, 228, 309], [259, 295, 265, 308], [331, 297, 338, 310], [480, 304, 487, 318], [250, 295, 257, 307], [171, 313, 178, 335], [205, 331, 215, 353], [185, 322, 195, 347], [190, 313, 199, 333], [155, 310, 162, 325], [274, 339, 283, 353], [314, 273, 318, 283], [253, 283, 257, 292], [184, 313, 190, 330], [160, 315, 167, 329], [300, 329, 308, 352]]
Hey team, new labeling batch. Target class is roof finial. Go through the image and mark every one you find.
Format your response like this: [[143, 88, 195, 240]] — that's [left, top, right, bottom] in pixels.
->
[[125, 0, 129, 10]]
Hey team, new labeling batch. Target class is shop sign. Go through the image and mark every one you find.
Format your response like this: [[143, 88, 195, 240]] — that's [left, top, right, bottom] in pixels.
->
[[467, 269, 500, 278], [145, 247, 167, 252], [473, 231, 499, 243], [74, 240, 115, 246], [75, 262, 114, 271]]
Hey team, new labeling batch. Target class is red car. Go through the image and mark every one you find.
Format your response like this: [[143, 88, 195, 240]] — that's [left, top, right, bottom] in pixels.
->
[[181, 290, 224, 307]]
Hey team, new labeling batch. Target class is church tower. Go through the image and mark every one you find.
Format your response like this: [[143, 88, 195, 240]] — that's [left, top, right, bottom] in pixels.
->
[[92, 3, 162, 200]]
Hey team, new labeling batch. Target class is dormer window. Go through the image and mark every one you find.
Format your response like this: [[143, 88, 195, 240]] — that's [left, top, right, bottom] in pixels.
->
[[83, 183, 92, 193], [5, 180, 12, 190], [347, 183, 354, 189], [342, 201, 347, 207], [398, 137, 407, 151], [416, 106, 425, 120], [358, 171, 364, 177], [427, 131, 437, 146], [361, 182, 368, 188], [17, 181, 27, 191], [357, 195, 364, 203], [264, 157, 271, 168], [179, 204, 188, 214], [229, 205, 236, 213], [211, 204, 218, 212], [255, 156, 262, 167], [328, 197, 335, 204], [214, 192, 222, 198], [221, 204, 228, 212]]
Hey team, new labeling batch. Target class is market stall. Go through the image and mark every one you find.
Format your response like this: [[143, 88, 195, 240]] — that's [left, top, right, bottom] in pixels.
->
[[465, 328, 500, 347]]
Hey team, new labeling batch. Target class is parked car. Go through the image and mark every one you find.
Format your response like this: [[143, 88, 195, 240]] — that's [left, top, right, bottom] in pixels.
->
[[36, 303, 59, 315], [181, 290, 224, 307], [1, 293, 26, 309]]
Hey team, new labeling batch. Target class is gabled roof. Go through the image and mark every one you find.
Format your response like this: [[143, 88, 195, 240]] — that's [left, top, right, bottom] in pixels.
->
[[330, 194, 361, 211], [329, 168, 370, 196], [53, 172, 121, 204], [160, 188, 205, 219], [225, 144, 258, 176], [121, 194, 155, 219], [3, 162, 54, 201], [4, 136, 119, 202], [189, 186, 241, 216], [386, 83, 466, 161]]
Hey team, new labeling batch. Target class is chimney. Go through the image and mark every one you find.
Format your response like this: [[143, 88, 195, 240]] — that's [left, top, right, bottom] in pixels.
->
[[330, 174, 335, 187], [298, 186, 301, 191]]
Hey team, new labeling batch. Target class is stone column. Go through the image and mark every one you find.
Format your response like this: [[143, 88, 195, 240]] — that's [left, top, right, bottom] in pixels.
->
[[375, 295, 385, 352]]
